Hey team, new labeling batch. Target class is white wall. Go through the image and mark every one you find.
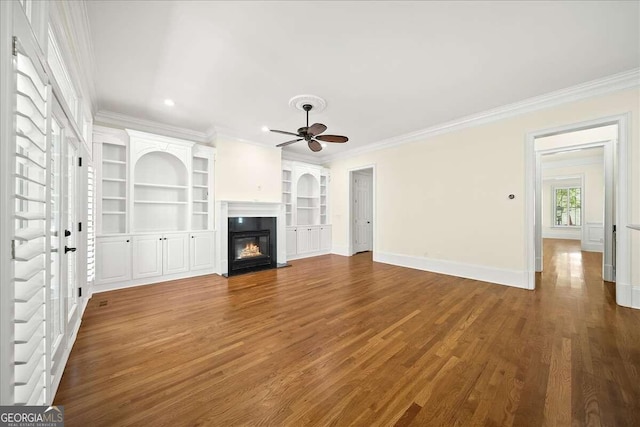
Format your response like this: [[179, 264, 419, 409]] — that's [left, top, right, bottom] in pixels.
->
[[327, 88, 639, 289], [214, 137, 282, 202], [541, 155, 604, 244]]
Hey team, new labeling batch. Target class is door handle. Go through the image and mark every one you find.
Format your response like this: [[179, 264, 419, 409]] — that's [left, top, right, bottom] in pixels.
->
[[64, 229, 71, 237], [64, 246, 76, 253], [367, 221, 371, 224]]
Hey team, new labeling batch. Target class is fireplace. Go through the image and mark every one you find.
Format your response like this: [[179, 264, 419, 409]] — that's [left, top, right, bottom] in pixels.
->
[[228, 217, 277, 275]]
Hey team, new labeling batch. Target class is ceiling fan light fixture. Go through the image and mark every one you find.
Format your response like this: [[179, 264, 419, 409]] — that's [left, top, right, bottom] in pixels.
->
[[271, 97, 348, 152]]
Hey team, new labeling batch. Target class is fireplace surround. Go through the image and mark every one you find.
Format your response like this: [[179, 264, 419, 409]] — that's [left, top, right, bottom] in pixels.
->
[[228, 217, 277, 275], [215, 201, 286, 277]]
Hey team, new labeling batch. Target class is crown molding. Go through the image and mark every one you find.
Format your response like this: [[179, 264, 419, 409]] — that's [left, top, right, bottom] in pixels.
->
[[94, 110, 212, 144], [50, 0, 98, 115], [320, 68, 640, 163]]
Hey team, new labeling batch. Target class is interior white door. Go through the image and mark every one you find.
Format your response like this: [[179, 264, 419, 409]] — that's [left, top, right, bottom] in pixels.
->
[[63, 127, 80, 339], [50, 101, 65, 380], [352, 171, 373, 253]]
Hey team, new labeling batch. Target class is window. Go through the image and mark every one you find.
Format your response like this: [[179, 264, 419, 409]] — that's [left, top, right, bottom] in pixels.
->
[[554, 187, 581, 227]]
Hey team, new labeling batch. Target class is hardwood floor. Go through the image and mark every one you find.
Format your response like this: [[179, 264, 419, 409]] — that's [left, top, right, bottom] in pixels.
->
[[54, 239, 640, 426]]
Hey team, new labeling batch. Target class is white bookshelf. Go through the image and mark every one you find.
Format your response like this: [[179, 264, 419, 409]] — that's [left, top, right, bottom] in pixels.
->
[[282, 168, 292, 226], [101, 142, 127, 234], [192, 156, 210, 230]]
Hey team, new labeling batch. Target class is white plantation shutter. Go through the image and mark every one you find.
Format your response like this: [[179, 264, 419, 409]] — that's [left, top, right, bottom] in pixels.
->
[[87, 165, 95, 282], [12, 38, 49, 406]]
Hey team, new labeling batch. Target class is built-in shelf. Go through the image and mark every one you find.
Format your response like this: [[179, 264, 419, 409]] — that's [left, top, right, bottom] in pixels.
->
[[103, 211, 126, 215], [134, 182, 187, 189], [102, 159, 126, 165], [628, 224, 640, 231], [134, 200, 188, 205], [297, 207, 318, 210], [193, 169, 208, 174], [193, 212, 208, 215], [102, 196, 126, 200], [193, 199, 207, 203]]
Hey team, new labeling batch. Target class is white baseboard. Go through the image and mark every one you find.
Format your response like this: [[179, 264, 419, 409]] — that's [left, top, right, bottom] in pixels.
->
[[633, 286, 640, 310], [286, 249, 331, 261], [94, 268, 217, 293], [581, 242, 604, 252], [331, 245, 350, 256], [373, 251, 528, 289]]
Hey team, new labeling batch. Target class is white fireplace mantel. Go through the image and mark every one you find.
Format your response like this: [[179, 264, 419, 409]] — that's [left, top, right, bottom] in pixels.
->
[[215, 201, 286, 275]]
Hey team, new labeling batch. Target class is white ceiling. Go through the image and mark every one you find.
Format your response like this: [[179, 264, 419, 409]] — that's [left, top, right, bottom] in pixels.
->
[[87, 1, 639, 159]]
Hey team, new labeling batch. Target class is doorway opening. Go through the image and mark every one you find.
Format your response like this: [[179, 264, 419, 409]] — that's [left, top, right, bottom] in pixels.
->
[[349, 166, 374, 255], [525, 114, 632, 308]]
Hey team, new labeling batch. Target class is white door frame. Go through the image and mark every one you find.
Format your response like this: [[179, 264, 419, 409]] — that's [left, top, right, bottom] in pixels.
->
[[525, 113, 633, 308], [348, 165, 376, 256], [536, 140, 613, 280]]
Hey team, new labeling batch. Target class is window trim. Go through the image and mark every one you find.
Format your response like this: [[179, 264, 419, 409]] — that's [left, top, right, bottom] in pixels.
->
[[552, 185, 583, 228]]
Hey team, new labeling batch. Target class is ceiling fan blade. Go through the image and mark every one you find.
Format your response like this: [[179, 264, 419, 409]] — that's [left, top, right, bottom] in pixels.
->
[[308, 140, 323, 152], [307, 123, 327, 136], [270, 129, 300, 137], [276, 138, 302, 148], [316, 134, 349, 143]]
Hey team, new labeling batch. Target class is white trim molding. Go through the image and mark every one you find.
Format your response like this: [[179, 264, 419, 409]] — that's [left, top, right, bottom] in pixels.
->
[[95, 110, 212, 144], [525, 113, 631, 306], [322, 68, 639, 163], [214, 201, 286, 276], [374, 251, 528, 289]]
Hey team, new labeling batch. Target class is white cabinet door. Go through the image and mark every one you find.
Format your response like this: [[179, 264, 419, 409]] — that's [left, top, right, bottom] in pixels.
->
[[296, 228, 309, 254], [286, 227, 297, 257], [297, 227, 320, 254], [164, 233, 189, 275], [190, 232, 214, 271], [96, 236, 131, 284], [320, 226, 332, 251], [309, 227, 321, 252], [132, 234, 163, 279]]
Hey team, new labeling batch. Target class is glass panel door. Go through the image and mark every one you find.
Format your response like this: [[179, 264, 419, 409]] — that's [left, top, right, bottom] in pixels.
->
[[64, 129, 79, 330], [50, 113, 63, 365]]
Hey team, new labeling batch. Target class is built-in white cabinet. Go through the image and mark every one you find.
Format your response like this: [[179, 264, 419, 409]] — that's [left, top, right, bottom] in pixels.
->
[[286, 227, 297, 257], [163, 233, 190, 275], [190, 231, 214, 271], [286, 225, 331, 260], [131, 235, 163, 279], [94, 127, 216, 289], [283, 161, 331, 260], [96, 236, 132, 284]]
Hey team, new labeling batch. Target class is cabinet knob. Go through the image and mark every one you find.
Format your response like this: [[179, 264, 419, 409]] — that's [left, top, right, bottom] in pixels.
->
[[126, 239, 130, 243], [159, 238, 162, 241]]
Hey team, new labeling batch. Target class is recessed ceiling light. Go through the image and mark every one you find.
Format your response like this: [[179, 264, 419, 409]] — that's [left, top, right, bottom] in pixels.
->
[[261, 125, 270, 132], [164, 99, 175, 107], [320, 142, 327, 148]]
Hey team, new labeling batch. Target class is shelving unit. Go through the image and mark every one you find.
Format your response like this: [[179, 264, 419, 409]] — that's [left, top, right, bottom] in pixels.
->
[[101, 142, 127, 234], [192, 155, 210, 231], [282, 169, 292, 226], [296, 173, 320, 226], [133, 151, 188, 232], [320, 173, 328, 225]]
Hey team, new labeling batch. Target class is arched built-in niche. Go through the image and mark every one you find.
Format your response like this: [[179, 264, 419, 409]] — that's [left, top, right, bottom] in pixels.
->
[[133, 151, 188, 232]]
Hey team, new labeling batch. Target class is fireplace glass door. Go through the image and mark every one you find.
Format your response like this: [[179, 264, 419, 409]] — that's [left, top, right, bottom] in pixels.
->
[[233, 233, 270, 261]]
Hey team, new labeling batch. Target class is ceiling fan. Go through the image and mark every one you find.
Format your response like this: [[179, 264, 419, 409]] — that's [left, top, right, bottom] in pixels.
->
[[271, 104, 348, 152]]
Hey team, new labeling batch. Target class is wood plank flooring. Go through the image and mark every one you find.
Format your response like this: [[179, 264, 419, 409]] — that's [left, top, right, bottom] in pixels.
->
[[54, 239, 640, 426]]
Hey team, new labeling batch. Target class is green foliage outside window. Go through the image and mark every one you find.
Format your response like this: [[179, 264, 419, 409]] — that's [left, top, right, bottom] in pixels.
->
[[555, 187, 581, 226]]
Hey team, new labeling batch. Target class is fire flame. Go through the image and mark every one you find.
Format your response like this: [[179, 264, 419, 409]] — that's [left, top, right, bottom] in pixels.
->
[[240, 242, 262, 258]]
